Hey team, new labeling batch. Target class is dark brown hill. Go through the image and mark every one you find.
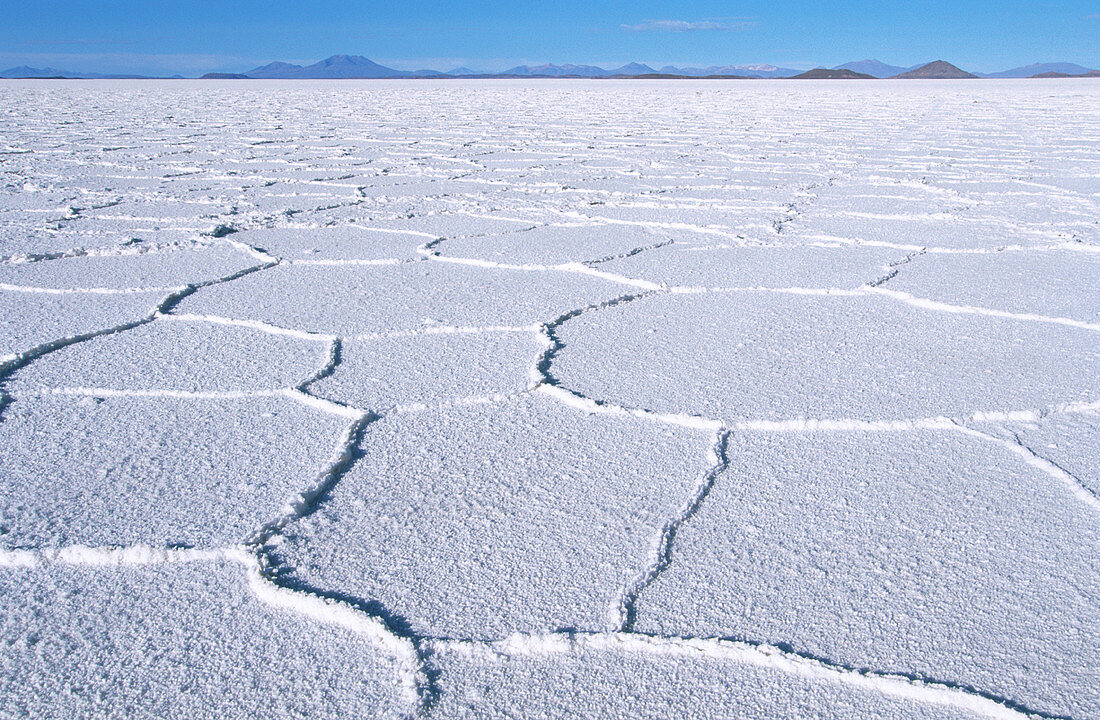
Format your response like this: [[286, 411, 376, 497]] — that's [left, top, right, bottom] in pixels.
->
[[1030, 70, 1100, 78], [893, 61, 977, 79], [789, 68, 875, 79]]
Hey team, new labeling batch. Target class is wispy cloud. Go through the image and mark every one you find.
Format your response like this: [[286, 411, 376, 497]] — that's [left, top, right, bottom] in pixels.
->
[[16, 37, 141, 48], [621, 19, 756, 32]]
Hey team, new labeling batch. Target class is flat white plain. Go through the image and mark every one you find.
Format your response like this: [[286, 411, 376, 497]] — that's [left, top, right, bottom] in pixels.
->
[[0, 79, 1097, 720]]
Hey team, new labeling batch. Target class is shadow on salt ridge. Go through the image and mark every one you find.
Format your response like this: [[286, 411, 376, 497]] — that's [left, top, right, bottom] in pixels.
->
[[87, 198, 229, 223], [782, 207, 1068, 251], [239, 192, 366, 217], [976, 409, 1100, 499], [0, 226, 202, 259], [0, 243, 263, 290], [431, 224, 669, 267], [579, 203, 781, 235], [367, 212, 541, 239]]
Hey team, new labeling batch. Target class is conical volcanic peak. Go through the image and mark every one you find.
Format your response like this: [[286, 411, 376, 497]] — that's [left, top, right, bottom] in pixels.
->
[[893, 60, 977, 79]]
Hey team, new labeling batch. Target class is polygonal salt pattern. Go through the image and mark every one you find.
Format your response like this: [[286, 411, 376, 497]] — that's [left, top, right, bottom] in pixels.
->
[[552, 290, 1100, 423], [633, 429, 1100, 720], [1, 79, 1098, 719], [276, 394, 713, 638], [172, 261, 627, 336]]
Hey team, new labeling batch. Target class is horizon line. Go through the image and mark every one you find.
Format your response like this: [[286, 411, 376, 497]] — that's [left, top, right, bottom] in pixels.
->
[[2, 53, 1099, 80]]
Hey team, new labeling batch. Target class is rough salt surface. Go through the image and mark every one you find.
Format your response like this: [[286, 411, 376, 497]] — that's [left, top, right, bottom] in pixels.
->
[[7, 317, 329, 393], [0, 290, 163, 361], [0, 395, 347, 547], [277, 394, 712, 638], [311, 331, 544, 409], [888, 249, 1100, 324], [0, 562, 406, 719], [428, 644, 986, 720], [172, 261, 625, 336], [0, 79, 1098, 719], [634, 430, 1100, 720], [552, 290, 1100, 423]]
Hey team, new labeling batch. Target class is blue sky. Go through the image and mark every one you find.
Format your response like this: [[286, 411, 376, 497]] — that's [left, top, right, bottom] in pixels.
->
[[2, 1, 1098, 75]]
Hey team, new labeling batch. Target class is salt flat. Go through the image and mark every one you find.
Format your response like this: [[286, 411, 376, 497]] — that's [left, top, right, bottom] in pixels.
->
[[0, 79, 1097, 719]]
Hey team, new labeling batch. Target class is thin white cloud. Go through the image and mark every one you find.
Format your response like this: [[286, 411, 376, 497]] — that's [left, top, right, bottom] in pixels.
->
[[621, 19, 755, 32]]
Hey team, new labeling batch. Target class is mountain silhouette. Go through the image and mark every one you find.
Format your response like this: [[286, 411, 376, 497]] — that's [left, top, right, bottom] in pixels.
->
[[893, 61, 977, 79]]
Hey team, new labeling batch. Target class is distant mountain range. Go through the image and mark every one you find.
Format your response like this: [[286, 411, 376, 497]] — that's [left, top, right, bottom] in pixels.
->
[[0, 65, 183, 79], [978, 62, 1095, 78], [2, 56, 1097, 80], [234, 57, 804, 79], [825, 60, 1097, 79]]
